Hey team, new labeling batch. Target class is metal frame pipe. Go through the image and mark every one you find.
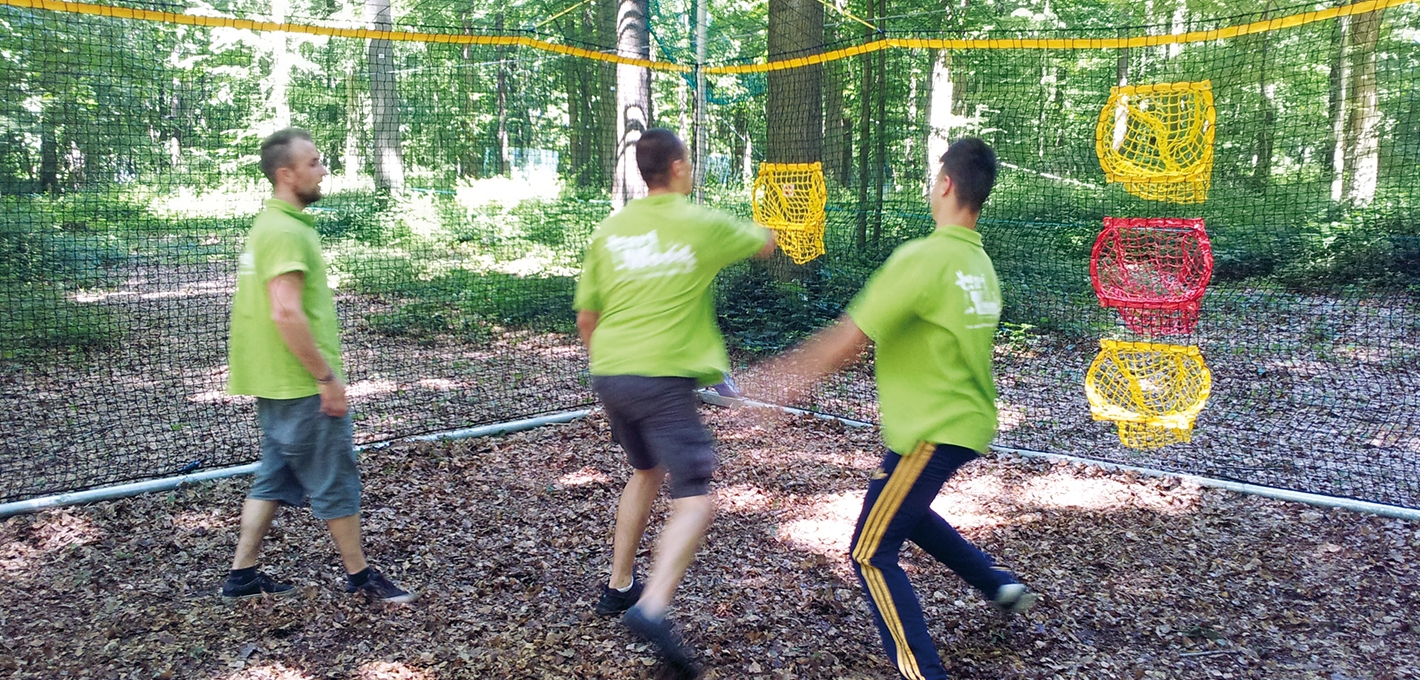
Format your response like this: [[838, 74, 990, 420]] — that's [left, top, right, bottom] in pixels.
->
[[697, 391, 1420, 521], [0, 408, 593, 518]]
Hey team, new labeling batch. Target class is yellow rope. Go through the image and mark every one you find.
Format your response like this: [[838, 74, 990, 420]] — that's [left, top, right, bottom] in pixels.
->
[[817, 0, 880, 35], [533, 0, 593, 30], [1, 0, 1411, 75]]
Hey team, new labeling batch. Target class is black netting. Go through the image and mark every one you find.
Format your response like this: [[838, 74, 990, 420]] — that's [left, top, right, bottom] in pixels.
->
[[1, 0, 1417, 508]]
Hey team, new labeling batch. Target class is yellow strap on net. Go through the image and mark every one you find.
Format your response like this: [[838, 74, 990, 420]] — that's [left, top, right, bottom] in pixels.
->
[[751, 162, 827, 265], [1095, 80, 1216, 204], [1084, 339, 1213, 449]]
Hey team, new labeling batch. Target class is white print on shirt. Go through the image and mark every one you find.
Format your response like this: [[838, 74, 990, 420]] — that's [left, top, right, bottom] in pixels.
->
[[955, 270, 1001, 328], [606, 231, 697, 278], [238, 251, 256, 277]]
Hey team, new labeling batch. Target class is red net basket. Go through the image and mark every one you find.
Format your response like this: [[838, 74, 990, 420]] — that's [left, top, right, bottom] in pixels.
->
[[1090, 217, 1213, 336]]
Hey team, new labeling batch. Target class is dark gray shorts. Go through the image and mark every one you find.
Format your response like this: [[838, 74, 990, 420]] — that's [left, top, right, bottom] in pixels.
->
[[248, 394, 361, 520], [592, 375, 716, 499]]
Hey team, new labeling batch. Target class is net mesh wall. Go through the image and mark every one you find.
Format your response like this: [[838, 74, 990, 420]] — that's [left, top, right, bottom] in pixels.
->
[[1, 0, 1418, 510]]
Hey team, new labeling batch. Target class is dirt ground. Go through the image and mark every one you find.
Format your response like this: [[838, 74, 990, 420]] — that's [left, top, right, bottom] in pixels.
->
[[2, 408, 1417, 680]]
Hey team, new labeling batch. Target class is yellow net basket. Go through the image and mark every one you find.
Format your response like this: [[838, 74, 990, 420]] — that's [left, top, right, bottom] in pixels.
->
[[1084, 339, 1213, 449], [1095, 81, 1216, 204], [751, 162, 827, 265]]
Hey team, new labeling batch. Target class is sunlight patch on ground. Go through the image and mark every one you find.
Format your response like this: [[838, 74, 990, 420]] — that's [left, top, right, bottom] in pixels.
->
[[172, 508, 229, 533], [2, 511, 104, 577], [347, 379, 401, 398], [415, 378, 464, 391], [556, 467, 612, 488], [210, 661, 313, 680], [356, 660, 435, 679], [148, 181, 267, 219], [1018, 471, 1200, 514], [716, 483, 775, 514], [455, 175, 560, 211], [997, 404, 1026, 433], [777, 491, 864, 557]]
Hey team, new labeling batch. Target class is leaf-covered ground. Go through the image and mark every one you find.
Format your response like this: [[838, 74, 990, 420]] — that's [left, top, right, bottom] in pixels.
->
[[2, 409, 1417, 679]]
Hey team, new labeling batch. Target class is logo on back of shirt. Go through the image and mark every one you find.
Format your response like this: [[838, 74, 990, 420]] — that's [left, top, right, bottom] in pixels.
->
[[606, 231, 697, 278], [955, 270, 1001, 327]]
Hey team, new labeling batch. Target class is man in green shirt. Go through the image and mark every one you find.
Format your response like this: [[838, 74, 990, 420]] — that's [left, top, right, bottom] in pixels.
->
[[222, 128, 413, 604], [760, 138, 1036, 680], [575, 128, 775, 678]]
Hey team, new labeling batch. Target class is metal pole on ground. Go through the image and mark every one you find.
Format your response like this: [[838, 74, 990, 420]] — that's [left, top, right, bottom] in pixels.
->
[[0, 409, 593, 518]]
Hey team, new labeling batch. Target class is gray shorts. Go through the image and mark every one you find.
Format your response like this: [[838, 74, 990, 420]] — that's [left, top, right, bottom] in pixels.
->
[[592, 375, 716, 499], [249, 394, 361, 520]]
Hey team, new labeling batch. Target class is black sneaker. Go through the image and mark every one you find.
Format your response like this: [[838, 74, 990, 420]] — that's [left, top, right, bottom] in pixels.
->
[[595, 577, 644, 616], [221, 571, 296, 603], [623, 607, 702, 679], [346, 569, 417, 604]]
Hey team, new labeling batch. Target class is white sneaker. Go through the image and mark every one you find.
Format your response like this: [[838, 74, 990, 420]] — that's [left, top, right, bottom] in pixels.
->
[[992, 583, 1039, 614]]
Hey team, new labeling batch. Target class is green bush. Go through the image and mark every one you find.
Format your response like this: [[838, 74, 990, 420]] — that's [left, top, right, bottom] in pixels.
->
[[363, 271, 576, 341]]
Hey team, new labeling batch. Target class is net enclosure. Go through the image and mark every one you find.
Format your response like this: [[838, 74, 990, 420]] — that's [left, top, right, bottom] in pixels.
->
[[1, 0, 1418, 511]]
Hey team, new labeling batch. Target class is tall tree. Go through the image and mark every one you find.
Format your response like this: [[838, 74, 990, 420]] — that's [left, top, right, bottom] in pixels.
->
[[1251, 1, 1276, 192], [765, 0, 824, 163], [494, 12, 511, 176], [366, 0, 404, 190], [1342, 3, 1382, 205], [612, 0, 651, 208], [596, 0, 619, 189]]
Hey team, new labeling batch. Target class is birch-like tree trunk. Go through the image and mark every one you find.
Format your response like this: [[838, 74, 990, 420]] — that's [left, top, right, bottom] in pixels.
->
[[612, 0, 651, 208], [366, 0, 404, 190]]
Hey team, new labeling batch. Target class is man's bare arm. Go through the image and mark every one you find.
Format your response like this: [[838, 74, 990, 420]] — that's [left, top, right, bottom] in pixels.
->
[[754, 232, 778, 259], [268, 271, 347, 416], [755, 315, 870, 405], [577, 309, 601, 350]]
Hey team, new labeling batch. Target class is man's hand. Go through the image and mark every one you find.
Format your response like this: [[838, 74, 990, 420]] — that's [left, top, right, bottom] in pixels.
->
[[319, 376, 349, 417], [743, 316, 871, 407]]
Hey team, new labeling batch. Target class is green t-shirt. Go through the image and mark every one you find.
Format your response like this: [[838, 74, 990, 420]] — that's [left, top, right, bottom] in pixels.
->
[[227, 199, 344, 399], [574, 193, 770, 385], [847, 225, 1002, 455]]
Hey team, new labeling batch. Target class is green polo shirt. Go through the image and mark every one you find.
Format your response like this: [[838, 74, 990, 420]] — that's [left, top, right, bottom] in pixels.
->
[[227, 199, 344, 399], [574, 193, 770, 385], [847, 225, 1002, 454]]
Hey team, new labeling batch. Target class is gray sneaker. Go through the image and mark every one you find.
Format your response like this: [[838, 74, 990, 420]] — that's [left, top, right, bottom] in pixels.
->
[[992, 583, 1039, 614]]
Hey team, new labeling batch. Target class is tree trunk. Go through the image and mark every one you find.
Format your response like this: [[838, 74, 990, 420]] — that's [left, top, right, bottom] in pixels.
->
[[871, 8, 887, 244], [1325, 11, 1348, 200], [39, 119, 58, 194], [366, 0, 404, 190], [596, 0, 618, 189], [612, 0, 651, 208], [1251, 1, 1275, 192], [494, 13, 511, 177], [268, 0, 293, 130], [344, 62, 362, 181], [765, 0, 824, 163], [925, 49, 954, 194], [824, 56, 846, 186], [1342, 4, 1382, 205], [855, 46, 871, 250]]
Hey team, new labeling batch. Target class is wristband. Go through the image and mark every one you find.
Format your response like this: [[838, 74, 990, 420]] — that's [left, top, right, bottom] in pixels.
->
[[317, 371, 336, 384]]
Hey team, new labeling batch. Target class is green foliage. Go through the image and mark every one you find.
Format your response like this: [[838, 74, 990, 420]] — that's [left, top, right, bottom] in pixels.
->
[[1275, 208, 1420, 289]]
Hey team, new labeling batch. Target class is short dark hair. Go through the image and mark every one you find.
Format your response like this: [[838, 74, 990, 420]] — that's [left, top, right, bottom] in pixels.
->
[[938, 137, 997, 213], [260, 128, 314, 184], [636, 128, 686, 189]]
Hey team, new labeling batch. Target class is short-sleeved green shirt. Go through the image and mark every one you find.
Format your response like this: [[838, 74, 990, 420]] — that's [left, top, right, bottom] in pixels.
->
[[227, 199, 344, 399], [574, 193, 770, 385], [847, 225, 1002, 455]]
